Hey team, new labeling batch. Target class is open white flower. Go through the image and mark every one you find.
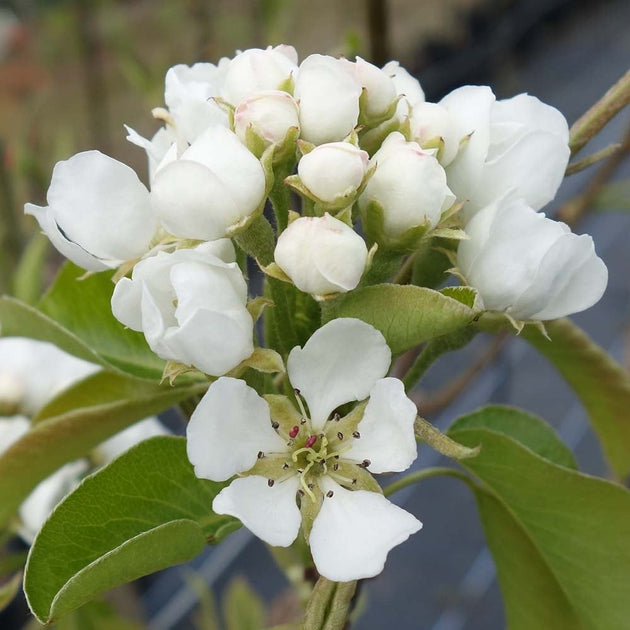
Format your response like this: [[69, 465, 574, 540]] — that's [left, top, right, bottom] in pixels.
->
[[458, 194, 608, 320], [25, 151, 157, 271], [151, 125, 266, 240], [111, 240, 254, 376], [186, 318, 421, 581], [440, 87, 570, 219]]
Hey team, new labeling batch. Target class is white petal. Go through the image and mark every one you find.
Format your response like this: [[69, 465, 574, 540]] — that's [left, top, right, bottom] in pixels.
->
[[0, 416, 29, 456], [44, 151, 156, 261], [25, 203, 109, 271], [111, 277, 144, 331], [151, 159, 239, 240], [186, 377, 286, 481], [309, 478, 421, 581], [165, 307, 254, 376], [212, 475, 301, 547], [287, 318, 391, 430], [344, 378, 417, 473]]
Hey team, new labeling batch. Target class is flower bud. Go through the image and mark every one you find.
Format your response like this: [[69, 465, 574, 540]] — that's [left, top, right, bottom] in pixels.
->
[[111, 241, 254, 376], [440, 87, 570, 218], [274, 214, 368, 296], [297, 142, 369, 205], [355, 56, 397, 120], [458, 195, 608, 320], [234, 90, 300, 150], [409, 102, 460, 166], [151, 125, 266, 240], [222, 45, 298, 106], [359, 132, 454, 239], [25, 151, 157, 271], [294, 54, 362, 145]]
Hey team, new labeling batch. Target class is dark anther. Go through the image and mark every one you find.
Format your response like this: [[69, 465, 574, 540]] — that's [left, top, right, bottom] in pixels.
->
[[297, 468, 304, 473], [305, 435, 317, 449], [307, 483, 314, 489], [298, 489, 305, 496], [257, 451, 264, 459], [294, 388, 301, 395], [282, 462, 290, 470], [360, 459, 371, 468], [333, 463, 339, 471], [352, 431, 361, 439], [300, 418, 307, 425], [333, 412, 341, 422], [352, 478, 357, 485], [271, 421, 279, 429], [289, 425, 300, 438], [337, 431, 344, 440], [326, 490, 334, 498], [267, 479, 275, 487]]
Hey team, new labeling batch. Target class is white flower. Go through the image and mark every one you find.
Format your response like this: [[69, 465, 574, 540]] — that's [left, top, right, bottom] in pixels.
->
[[458, 194, 608, 320], [163, 61, 230, 146], [25, 151, 157, 271], [440, 87, 570, 218], [234, 90, 300, 149], [274, 214, 368, 296], [358, 132, 454, 238], [151, 125, 266, 240], [18, 460, 88, 544], [93, 418, 169, 465], [294, 54, 362, 145], [296, 142, 369, 205], [0, 338, 99, 416], [125, 126, 175, 186], [381, 60, 424, 118], [111, 240, 254, 376], [409, 102, 460, 166], [354, 56, 397, 119], [186, 318, 421, 581], [222, 45, 298, 106]]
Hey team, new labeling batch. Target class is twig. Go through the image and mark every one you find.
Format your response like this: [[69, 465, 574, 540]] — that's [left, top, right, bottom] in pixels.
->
[[367, 0, 390, 66], [558, 120, 630, 226], [565, 143, 621, 176], [569, 68, 630, 156], [412, 333, 508, 416]]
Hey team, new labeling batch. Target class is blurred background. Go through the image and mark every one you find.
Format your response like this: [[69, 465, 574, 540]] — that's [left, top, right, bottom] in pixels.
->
[[1, 0, 629, 628]]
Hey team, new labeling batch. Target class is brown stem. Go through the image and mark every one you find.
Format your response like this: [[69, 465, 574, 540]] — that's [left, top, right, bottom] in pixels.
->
[[413, 333, 508, 416], [366, 0, 389, 66], [558, 120, 630, 226], [569, 69, 630, 157]]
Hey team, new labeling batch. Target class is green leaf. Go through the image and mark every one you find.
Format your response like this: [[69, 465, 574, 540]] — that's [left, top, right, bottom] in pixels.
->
[[53, 599, 144, 630], [0, 373, 208, 529], [520, 318, 630, 479], [24, 436, 236, 624], [0, 572, 22, 613], [329, 284, 476, 354], [448, 406, 630, 630], [0, 263, 163, 380], [223, 577, 266, 630]]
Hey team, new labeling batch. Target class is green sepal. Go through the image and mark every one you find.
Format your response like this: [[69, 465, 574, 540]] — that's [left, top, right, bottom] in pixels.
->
[[359, 115, 406, 156], [259, 261, 292, 283], [358, 91, 401, 130], [300, 483, 323, 540], [233, 347, 285, 375], [332, 461, 382, 493], [264, 394, 303, 434], [161, 361, 207, 386], [247, 296, 274, 323], [324, 400, 367, 449]]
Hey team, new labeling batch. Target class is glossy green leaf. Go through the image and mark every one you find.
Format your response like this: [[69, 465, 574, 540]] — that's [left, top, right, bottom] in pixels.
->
[[0, 263, 163, 379], [522, 318, 630, 479], [328, 284, 476, 354], [53, 599, 144, 630], [0, 373, 209, 528], [24, 436, 236, 624], [449, 406, 630, 630]]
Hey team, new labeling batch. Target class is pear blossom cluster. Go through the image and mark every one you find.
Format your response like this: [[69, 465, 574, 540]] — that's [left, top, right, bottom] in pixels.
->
[[24, 44, 609, 580]]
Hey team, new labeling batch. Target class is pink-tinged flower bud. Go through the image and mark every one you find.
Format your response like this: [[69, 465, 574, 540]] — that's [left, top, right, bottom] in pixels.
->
[[274, 214, 368, 296], [355, 56, 397, 119], [297, 142, 369, 205], [458, 194, 608, 320], [234, 90, 300, 149], [359, 132, 454, 238], [409, 102, 460, 166], [222, 45, 298, 106]]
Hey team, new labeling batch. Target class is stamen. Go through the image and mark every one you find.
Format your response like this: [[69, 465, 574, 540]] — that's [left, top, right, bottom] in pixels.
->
[[282, 462, 290, 470], [352, 431, 361, 439], [337, 431, 344, 441], [271, 421, 279, 430], [267, 479, 275, 487], [333, 463, 339, 471], [257, 451, 264, 459], [326, 490, 334, 498], [289, 425, 300, 438], [332, 412, 341, 422], [360, 459, 371, 468], [305, 435, 317, 449], [294, 389, 309, 419]]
